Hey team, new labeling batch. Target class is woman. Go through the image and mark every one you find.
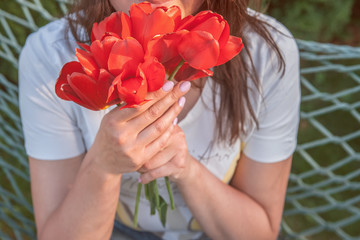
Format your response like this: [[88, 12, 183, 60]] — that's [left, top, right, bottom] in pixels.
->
[[19, 0, 300, 239]]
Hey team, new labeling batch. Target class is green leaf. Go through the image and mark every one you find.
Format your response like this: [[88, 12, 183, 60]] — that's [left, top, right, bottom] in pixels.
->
[[151, 180, 160, 208], [149, 183, 156, 215], [158, 196, 168, 227]]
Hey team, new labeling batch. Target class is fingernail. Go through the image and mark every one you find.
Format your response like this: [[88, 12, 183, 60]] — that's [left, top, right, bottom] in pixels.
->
[[180, 81, 191, 92], [138, 177, 142, 183], [173, 117, 178, 125], [178, 96, 186, 107], [162, 81, 174, 92]]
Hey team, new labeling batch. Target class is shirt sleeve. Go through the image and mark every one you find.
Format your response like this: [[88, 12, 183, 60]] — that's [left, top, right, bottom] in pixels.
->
[[243, 19, 301, 163], [19, 20, 86, 160]]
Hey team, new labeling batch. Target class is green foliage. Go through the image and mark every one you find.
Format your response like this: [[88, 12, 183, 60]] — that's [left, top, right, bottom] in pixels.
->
[[267, 0, 355, 42]]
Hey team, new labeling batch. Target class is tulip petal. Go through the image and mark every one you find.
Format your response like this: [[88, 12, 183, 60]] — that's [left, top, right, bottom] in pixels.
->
[[68, 71, 112, 110], [166, 6, 181, 27], [67, 73, 99, 110], [175, 15, 193, 31], [108, 37, 144, 77], [62, 84, 95, 110], [190, 13, 225, 41], [140, 56, 166, 92], [178, 31, 220, 70], [116, 67, 148, 105], [75, 48, 99, 79], [91, 20, 107, 42], [77, 42, 91, 52], [55, 61, 84, 100], [130, 4, 175, 47], [146, 30, 187, 64], [90, 36, 119, 70], [90, 40, 107, 69], [218, 21, 230, 48], [98, 69, 120, 106], [178, 11, 227, 44], [175, 63, 213, 81], [102, 36, 120, 59], [177, 11, 210, 30], [106, 12, 132, 39], [91, 11, 132, 41], [134, 2, 153, 14], [216, 36, 243, 66], [107, 73, 120, 104]]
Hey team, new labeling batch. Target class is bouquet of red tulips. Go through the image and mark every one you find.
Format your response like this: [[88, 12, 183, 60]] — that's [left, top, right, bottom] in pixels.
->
[[55, 1, 243, 227]]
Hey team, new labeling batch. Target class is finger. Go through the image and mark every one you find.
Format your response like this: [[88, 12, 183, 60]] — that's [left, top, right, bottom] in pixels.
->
[[140, 161, 176, 184], [138, 132, 178, 173], [130, 81, 191, 130], [106, 80, 176, 122], [140, 118, 178, 162], [136, 96, 185, 145]]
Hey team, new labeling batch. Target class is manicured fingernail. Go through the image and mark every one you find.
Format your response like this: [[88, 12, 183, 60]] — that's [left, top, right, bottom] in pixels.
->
[[162, 81, 174, 92], [138, 178, 142, 183], [180, 81, 191, 92], [178, 96, 186, 107], [173, 117, 178, 125]]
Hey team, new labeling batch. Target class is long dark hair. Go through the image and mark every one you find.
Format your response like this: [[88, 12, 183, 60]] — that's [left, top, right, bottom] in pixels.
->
[[67, 0, 285, 145]]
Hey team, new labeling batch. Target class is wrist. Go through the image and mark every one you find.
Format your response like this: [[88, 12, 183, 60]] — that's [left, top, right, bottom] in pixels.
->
[[82, 152, 122, 184], [175, 154, 201, 188]]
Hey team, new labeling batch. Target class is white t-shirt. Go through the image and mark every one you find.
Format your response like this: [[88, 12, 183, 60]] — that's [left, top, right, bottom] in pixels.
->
[[19, 11, 300, 240]]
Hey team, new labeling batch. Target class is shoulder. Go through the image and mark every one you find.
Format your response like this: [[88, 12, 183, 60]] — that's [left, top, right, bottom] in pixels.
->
[[240, 10, 301, 161], [18, 18, 80, 126], [25, 18, 69, 47], [245, 9, 298, 57], [242, 9, 300, 96], [19, 18, 78, 76], [243, 9, 299, 85], [18, 18, 78, 104]]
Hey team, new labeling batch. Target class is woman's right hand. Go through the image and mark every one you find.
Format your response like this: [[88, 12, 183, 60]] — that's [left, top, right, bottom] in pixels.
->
[[87, 80, 191, 175]]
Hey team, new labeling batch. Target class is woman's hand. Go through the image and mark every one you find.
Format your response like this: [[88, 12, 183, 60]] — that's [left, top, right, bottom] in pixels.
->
[[87, 80, 191, 175], [138, 125, 194, 184]]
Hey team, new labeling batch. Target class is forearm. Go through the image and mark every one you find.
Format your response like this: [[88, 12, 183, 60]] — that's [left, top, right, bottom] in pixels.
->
[[38, 155, 121, 240], [177, 158, 278, 240]]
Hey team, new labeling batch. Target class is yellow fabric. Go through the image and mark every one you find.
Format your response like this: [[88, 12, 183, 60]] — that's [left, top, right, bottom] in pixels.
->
[[116, 201, 140, 230]]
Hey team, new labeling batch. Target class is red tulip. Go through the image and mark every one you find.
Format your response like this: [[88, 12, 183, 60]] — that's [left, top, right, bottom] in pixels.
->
[[176, 11, 243, 68], [107, 37, 145, 77], [106, 37, 166, 107], [130, 2, 181, 48], [111, 66, 148, 107], [146, 30, 213, 81], [91, 11, 131, 41], [55, 61, 118, 110], [56, 2, 243, 110], [56, 35, 166, 110], [146, 10, 243, 80]]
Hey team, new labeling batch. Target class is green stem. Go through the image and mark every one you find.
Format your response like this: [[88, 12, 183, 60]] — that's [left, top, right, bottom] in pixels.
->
[[149, 181, 156, 215], [144, 182, 150, 200], [152, 180, 160, 208], [167, 59, 185, 81], [165, 177, 175, 210], [133, 183, 142, 228]]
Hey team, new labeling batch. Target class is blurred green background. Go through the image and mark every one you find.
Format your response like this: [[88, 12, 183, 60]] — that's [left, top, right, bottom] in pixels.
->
[[267, 0, 359, 45]]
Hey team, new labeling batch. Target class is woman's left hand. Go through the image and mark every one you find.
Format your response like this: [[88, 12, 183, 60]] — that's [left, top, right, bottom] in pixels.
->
[[138, 125, 193, 184]]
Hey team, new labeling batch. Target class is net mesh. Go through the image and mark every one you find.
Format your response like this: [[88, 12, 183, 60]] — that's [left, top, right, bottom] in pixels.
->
[[0, 1, 359, 239], [280, 40, 360, 240]]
